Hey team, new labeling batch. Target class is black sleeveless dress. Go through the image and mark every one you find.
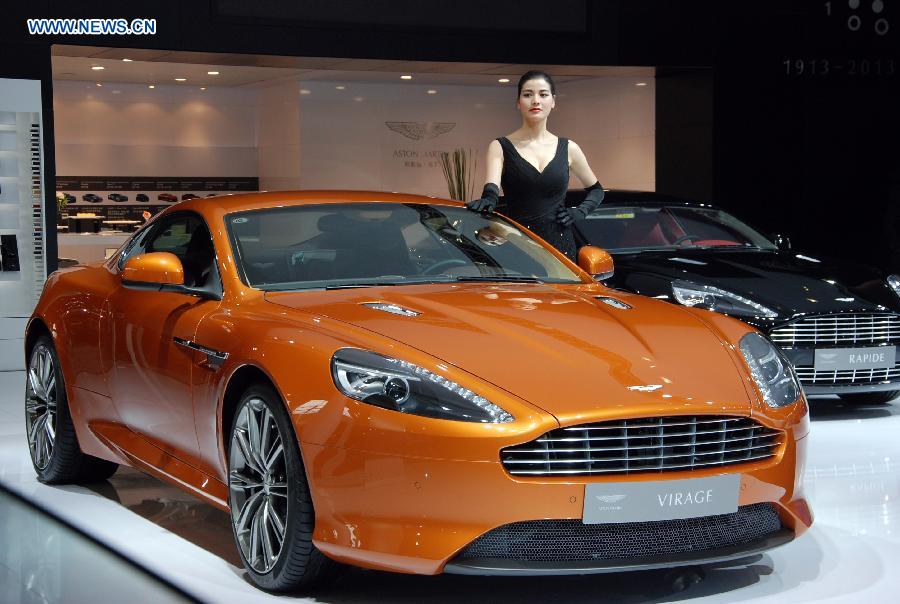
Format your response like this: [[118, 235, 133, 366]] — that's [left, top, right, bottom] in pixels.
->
[[496, 136, 577, 260]]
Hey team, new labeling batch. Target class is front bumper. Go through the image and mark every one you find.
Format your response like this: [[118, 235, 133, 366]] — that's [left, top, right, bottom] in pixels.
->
[[302, 432, 811, 575], [445, 527, 794, 575]]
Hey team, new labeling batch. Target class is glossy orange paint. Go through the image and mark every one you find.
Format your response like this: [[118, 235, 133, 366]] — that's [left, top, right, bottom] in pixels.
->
[[122, 252, 185, 285], [577, 245, 614, 277], [27, 190, 812, 574]]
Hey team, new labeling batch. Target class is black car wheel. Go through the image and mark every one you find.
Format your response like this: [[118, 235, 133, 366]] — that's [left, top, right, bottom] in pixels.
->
[[227, 383, 336, 591], [25, 335, 119, 483], [837, 390, 899, 404]]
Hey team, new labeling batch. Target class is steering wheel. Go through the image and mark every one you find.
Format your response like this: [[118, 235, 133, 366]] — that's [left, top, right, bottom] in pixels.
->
[[671, 234, 703, 246], [422, 258, 469, 275]]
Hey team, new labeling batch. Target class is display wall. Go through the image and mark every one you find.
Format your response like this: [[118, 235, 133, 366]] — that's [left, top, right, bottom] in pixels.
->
[[53, 74, 655, 201], [295, 76, 655, 197], [53, 81, 258, 177], [0, 78, 46, 370]]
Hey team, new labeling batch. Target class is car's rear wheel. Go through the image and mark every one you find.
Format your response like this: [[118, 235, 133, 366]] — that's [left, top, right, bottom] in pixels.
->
[[228, 383, 336, 592], [25, 335, 119, 483], [837, 390, 899, 404]]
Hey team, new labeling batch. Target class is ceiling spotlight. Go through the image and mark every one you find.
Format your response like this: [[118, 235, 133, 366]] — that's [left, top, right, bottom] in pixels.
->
[[200, 87, 206, 91], [122, 58, 132, 62], [91, 66, 104, 71], [401, 75, 412, 80], [426, 89, 437, 94], [96, 83, 102, 87], [498, 78, 510, 83], [299, 89, 311, 95], [335, 85, 345, 90], [353, 96, 364, 102], [175, 77, 187, 82], [207, 71, 219, 75], [148, 85, 155, 89], [635, 82, 648, 86]]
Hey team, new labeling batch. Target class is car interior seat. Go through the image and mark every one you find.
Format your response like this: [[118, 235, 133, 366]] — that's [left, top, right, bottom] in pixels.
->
[[619, 211, 670, 248], [317, 213, 415, 279], [181, 226, 216, 288]]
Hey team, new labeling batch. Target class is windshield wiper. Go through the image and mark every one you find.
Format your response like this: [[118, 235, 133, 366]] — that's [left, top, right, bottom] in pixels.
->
[[454, 275, 545, 283], [325, 281, 403, 290]]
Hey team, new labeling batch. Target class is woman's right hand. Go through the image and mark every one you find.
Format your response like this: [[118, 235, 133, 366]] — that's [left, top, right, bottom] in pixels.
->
[[466, 183, 500, 214]]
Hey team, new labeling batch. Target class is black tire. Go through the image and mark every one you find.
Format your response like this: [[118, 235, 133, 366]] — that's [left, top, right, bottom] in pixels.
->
[[25, 335, 119, 484], [837, 390, 899, 404], [227, 383, 337, 592]]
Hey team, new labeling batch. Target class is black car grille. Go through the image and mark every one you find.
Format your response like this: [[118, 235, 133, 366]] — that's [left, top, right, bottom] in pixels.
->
[[501, 416, 783, 477], [456, 503, 782, 562], [770, 313, 900, 347]]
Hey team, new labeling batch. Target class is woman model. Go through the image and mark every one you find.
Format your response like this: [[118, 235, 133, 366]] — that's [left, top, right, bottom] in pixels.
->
[[466, 70, 604, 260]]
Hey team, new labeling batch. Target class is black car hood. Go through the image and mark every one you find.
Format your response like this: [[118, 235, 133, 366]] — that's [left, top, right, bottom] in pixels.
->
[[609, 248, 900, 323]]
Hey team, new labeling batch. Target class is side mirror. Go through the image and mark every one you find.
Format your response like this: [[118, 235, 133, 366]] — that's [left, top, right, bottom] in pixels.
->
[[122, 252, 184, 285], [577, 245, 614, 280], [772, 234, 792, 250]]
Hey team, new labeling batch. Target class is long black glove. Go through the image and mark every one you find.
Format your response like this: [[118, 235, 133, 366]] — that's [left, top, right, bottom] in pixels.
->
[[557, 181, 605, 226], [466, 183, 500, 214]]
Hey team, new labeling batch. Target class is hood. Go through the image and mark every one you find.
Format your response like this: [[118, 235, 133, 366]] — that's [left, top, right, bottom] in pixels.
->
[[265, 283, 754, 423], [611, 249, 900, 321]]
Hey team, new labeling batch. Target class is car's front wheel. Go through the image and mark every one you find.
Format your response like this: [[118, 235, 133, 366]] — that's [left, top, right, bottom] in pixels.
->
[[25, 335, 118, 483], [227, 383, 336, 592], [837, 390, 899, 404]]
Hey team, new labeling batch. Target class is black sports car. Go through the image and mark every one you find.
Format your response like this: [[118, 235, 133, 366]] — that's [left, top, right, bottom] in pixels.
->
[[108, 193, 129, 202], [82, 193, 102, 203], [570, 190, 900, 402], [135, 193, 150, 202]]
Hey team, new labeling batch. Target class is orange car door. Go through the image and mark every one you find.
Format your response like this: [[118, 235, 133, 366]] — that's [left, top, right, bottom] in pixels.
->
[[106, 214, 220, 465]]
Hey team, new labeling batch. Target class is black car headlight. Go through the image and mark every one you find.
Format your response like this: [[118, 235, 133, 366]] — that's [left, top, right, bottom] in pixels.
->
[[331, 348, 514, 423], [672, 280, 777, 318], [739, 332, 801, 408], [888, 275, 900, 299]]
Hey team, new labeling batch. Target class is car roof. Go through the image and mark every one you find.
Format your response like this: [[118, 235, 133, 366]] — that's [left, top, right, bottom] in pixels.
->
[[174, 190, 462, 215], [565, 188, 718, 209]]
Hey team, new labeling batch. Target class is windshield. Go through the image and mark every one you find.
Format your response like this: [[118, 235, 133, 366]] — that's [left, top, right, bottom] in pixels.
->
[[227, 203, 583, 290], [576, 205, 777, 253]]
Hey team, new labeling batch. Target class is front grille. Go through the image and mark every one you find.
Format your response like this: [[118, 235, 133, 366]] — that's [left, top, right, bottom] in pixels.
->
[[501, 416, 783, 477], [770, 313, 900, 347], [456, 503, 782, 562], [794, 362, 900, 385]]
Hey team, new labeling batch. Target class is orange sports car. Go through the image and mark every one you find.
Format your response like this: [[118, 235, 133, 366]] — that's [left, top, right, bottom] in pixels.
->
[[24, 191, 812, 591]]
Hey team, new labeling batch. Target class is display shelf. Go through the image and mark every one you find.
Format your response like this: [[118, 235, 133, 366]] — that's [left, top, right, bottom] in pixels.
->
[[0, 81, 44, 326]]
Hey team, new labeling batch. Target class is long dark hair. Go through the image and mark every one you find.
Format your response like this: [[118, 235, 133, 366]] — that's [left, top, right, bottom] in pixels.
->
[[517, 70, 557, 97]]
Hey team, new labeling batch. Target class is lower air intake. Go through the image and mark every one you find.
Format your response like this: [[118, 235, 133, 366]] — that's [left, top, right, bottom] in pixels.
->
[[456, 503, 782, 562]]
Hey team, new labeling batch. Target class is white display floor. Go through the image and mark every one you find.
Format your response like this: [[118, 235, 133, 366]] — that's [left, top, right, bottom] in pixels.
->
[[1, 369, 898, 603]]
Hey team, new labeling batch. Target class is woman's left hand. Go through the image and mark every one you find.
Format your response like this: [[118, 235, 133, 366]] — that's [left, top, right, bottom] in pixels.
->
[[556, 206, 585, 226]]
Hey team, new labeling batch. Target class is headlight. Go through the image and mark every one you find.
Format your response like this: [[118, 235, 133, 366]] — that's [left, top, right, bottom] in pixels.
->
[[738, 332, 801, 408], [331, 348, 514, 423], [672, 280, 777, 318], [888, 275, 900, 299]]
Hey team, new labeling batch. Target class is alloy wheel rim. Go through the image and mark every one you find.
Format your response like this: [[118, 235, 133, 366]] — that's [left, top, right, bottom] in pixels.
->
[[25, 345, 57, 470], [229, 397, 288, 574]]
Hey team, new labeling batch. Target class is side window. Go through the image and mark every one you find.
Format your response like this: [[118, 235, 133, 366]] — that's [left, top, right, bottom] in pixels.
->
[[119, 214, 219, 290], [147, 217, 197, 258], [117, 225, 156, 269]]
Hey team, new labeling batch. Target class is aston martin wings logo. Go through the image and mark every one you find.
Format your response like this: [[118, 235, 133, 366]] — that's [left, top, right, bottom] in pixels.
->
[[385, 121, 456, 140], [595, 494, 627, 503]]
